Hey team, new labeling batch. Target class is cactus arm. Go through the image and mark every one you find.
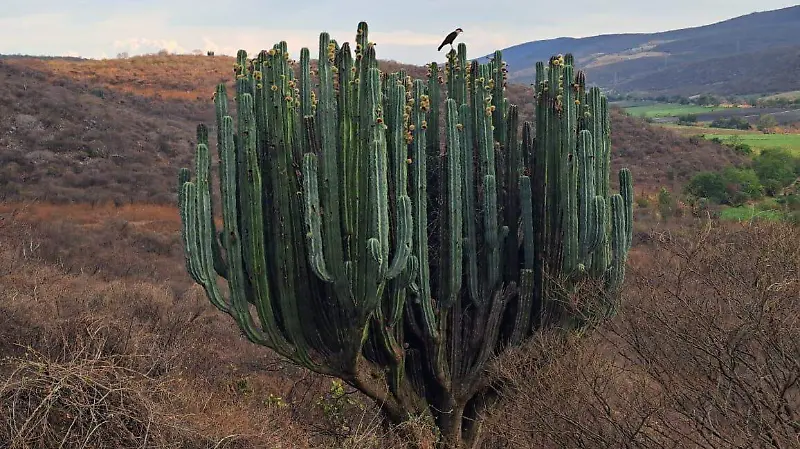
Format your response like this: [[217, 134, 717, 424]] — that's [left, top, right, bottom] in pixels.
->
[[191, 143, 230, 312], [178, 181, 208, 292], [587, 88, 610, 276], [563, 150, 579, 274], [607, 194, 627, 294], [577, 130, 596, 260], [301, 147, 334, 282], [384, 74, 413, 280], [509, 269, 534, 346], [409, 78, 436, 338], [317, 32, 346, 271], [335, 43, 357, 260], [195, 124, 228, 278], [503, 104, 521, 282], [299, 48, 312, 118], [491, 51, 507, 153], [439, 99, 464, 308], [456, 44, 468, 106], [177, 168, 199, 284], [619, 168, 634, 251], [473, 64, 501, 296]]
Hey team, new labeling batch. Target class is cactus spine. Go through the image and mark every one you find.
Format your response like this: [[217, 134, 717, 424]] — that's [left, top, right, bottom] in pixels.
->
[[178, 24, 633, 449]]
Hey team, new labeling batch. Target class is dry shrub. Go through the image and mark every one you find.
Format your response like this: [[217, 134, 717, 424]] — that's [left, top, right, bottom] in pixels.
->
[[487, 220, 800, 448], [0, 348, 194, 448], [0, 207, 428, 448], [0, 212, 326, 448]]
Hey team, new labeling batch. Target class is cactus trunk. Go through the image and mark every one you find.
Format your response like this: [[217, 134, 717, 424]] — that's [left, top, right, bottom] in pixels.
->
[[177, 24, 634, 449]]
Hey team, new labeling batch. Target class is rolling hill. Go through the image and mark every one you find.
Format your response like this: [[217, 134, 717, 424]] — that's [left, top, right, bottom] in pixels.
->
[[0, 53, 745, 205], [491, 5, 800, 97]]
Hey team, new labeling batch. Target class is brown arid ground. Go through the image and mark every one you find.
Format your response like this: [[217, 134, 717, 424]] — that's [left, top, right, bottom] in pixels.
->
[[0, 201, 408, 448], [1, 50, 791, 449]]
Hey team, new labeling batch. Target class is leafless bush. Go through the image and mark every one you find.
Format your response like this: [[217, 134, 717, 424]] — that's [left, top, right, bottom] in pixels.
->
[[486, 221, 800, 448], [0, 346, 197, 448]]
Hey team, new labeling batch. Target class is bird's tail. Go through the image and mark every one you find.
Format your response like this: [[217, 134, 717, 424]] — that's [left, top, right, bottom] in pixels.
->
[[437, 43, 444, 51]]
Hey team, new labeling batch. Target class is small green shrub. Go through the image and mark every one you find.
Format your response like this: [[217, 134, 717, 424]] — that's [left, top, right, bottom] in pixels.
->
[[709, 116, 751, 130], [753, 147, 800, 192], [685, 171, 728, 204]]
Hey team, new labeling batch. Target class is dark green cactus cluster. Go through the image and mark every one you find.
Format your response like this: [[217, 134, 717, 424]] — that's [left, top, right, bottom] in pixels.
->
[[178, 22, 633, 445]]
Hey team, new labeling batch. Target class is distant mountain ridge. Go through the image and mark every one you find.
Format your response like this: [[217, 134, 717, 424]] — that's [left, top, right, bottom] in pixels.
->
[[488, 5, 800, 97]]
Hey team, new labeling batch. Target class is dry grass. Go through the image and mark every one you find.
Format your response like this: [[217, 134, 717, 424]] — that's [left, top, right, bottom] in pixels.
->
[[0, 203, 422, 448], [485, 220, 800, 448], [7, 54, 233, 102], [1, 347, 196, 448]]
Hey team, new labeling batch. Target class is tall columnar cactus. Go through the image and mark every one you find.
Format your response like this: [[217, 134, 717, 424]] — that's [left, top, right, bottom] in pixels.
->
[[178, 22, 633, 449]]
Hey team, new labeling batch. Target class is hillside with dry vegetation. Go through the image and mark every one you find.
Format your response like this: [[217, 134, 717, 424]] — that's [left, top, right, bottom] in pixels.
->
[[2, 48, 790, 449], [1, 53, 744, 205]]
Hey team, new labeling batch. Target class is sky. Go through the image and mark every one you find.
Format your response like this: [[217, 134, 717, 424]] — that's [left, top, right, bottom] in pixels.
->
[[1, 1, 797, 65]]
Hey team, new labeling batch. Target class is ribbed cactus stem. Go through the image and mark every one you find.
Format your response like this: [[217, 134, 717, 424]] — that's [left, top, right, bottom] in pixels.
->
[[473, 63, 502, 295], [409, 78, 437, 340], [299, 48, 312, 117], [490, 50, 506, 152], [577, 130, 596, 259], [619, 168, 634, 251], [460, 103, 480, 305], [500, 100, 521, 283], [608, 194, 627, 292], [563, 151, 579, 274], [440, 99, 463, 307]]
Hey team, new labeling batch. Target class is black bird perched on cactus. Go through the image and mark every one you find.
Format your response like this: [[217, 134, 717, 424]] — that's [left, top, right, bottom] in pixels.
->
[[438, 27, 463, 51]]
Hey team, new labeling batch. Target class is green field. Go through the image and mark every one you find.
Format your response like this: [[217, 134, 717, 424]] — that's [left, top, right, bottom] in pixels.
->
[[719, 205, 787, 222], [622, 103, 721, 118], [701, 133, 800, 154], [661, 124, 800, 154]]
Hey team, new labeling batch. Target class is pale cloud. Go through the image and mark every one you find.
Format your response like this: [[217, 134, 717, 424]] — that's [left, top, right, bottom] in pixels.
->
[[0, 1, 796, 64], [113, 38, 188, 55]]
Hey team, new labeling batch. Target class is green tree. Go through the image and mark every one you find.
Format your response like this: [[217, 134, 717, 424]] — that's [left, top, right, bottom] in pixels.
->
[[685, 171, 727, 203], [753, 148, 800, 195], [756, 114, 778, 132], [720, 167, 763, 205], [657, 187, 676, 221]]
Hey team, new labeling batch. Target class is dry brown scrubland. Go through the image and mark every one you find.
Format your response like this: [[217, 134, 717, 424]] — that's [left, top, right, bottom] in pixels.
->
[[0, 202, 412, 448], [486, 220, 800, 448], [1, 199, 797, 448]]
